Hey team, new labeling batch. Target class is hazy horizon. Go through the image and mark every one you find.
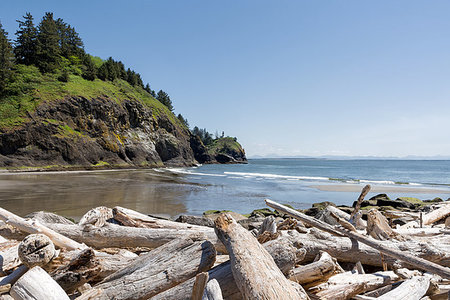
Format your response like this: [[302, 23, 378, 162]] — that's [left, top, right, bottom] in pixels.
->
[[2, 1, 450, 157]]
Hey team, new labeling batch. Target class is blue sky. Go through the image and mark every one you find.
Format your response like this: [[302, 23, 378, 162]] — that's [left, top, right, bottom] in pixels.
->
[[2, 1, 450, 158]]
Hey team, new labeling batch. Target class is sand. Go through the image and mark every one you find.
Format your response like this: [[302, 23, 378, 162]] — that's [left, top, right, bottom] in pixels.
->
[[310, 184, 450, 194]]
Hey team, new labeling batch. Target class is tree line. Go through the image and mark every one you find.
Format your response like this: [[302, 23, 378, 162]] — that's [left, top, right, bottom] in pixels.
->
[[0, 12, 175, 113]]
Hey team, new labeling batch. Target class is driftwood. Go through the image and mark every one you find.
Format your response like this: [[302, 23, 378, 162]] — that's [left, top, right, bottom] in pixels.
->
[[151, 235, 304, 300], [44, 221, 227, 253], [266, 199, 450, 279], [401, 203, 450, 228], [202, 279, 223, 300], [0, 265, 28, 287], [377, 276, 430, 300], [10, 266, 69, 300], [0, 208, 85, 251], [192, 272, 209, 300], [97, 238, 216, 299], [366, 209, 405, 241], [79, 207, 113, 227], [309, 271, 400, 300], [214, 213, 309, 300], [350, 184, 371, 229], [289, 251, 342, 287], [0, 241, 20, 276], [18, 234, 56, 268]]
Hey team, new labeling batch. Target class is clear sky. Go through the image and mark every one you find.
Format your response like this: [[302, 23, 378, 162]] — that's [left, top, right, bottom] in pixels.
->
[[1, 1, 450, 158]]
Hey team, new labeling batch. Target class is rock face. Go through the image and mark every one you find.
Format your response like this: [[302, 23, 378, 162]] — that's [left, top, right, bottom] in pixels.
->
[[0, 97, 246, 169]]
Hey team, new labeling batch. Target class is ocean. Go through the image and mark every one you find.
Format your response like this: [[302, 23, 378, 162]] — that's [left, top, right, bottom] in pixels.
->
[[0, 158, 449, 220]]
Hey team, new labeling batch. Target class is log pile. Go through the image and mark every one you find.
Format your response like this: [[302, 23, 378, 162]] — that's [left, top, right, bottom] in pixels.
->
[[0, 186, 449, 299]]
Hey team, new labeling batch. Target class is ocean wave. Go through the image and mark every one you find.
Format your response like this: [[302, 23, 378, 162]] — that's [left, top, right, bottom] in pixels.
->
[[168, 168, 226, 177], [223, 171, 329, 181]]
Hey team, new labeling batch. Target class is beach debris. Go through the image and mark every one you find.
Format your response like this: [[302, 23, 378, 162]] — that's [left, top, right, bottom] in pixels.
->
[[0, 185, 449, 299]]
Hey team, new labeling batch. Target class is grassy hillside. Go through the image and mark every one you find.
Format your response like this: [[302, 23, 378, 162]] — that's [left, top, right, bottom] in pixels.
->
[[0, 63, 184, 131], [208, 137, 245, 156]]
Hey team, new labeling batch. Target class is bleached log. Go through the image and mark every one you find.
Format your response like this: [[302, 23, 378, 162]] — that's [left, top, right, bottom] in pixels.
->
[[350, 184, 371, 227], [377, 276, 430, 300], [289, 251, 341, 287], [0, 241, 20, 276], [257, 215, 277, 235], [202, 279, 223, 300], [366, 209, 405, 241], [394, 227, 445, 236], [192, 273, 209, 300], [113, 206, 213, 230], [10, 266, 69, 300], [0, 284, 10, 294], [266, 199, 450, 279], [18, 234, 56, 268], [151, 235, 303, 300], [44, 222, 227, 253], [309, 271, 400, 300], [74, 288, 107, 300], [214, 213, 308, 300], [97, 238, 216, 300], [0, 208, 85, 251]]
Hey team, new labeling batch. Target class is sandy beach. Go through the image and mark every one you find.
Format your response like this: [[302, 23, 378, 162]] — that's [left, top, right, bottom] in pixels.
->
[[311, 184, 450, 194]]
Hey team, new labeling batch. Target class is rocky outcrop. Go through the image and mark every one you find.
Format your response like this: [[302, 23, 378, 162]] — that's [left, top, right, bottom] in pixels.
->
[[0, 96, 218, 169]]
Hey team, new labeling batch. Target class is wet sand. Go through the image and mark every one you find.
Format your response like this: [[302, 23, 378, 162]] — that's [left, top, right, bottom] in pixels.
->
[[311, 184, 450, 194]]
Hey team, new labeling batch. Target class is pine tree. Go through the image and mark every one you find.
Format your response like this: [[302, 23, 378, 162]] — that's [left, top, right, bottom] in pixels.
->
[[0, 23, 14, 93], [14, 13, 37, 65], [177, 114, 189, 128], [156, 90, 173, 111], [36, 12, 61, 73], [81, 54, 96, 81], [56, 18, 84, 58]]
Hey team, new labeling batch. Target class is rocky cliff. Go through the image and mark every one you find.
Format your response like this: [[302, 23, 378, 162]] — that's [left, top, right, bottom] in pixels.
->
[[0, 96, 246, 170]]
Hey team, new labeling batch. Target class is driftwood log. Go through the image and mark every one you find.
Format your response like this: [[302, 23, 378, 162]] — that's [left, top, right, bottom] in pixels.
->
[[18, 234, 56, 268], [43, 222, 227, 253], [97, 238, 216, 299], [202, 279, 223, 300], [366, 209, 405, 241], [289, 251, 342, 287], [192, 272, 209, 300], [10, 266, 69, 300], [151, 235, 304, 300], [266, 199, 450, 279], [0, 241, 20, 276], [376, 276, 430, 300], [214, 213, 309, 300], [401, 203, 450, 228], [309, 271, 400, 300]]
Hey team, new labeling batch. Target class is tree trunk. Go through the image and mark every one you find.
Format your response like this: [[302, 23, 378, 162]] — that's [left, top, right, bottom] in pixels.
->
[[150, 235, 303, 300], [214, 213, 309, 300], [0, 241, 20, 276], [96, 238, 216, 300], [44, 222, 227, 253], [10, 266, 69, 300]]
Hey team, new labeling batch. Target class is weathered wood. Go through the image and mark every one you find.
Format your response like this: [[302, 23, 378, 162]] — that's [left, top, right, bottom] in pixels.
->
[[0, 208, 85, 251], [289, 251, 341, 287], [0, 284, 10, 294], [266, 199, 450, 279], [18, 234, 56, 268], [79, 207, 113, 227], [0, 241, 20, 276], [318, 206, 366, 229], [401, 204, 450, 228], [366, 209, 405, 241], [192, 272, 209, 300], [214, 213, 308, 300], [202, 279, 223, 300], [377, 276, 430, 300], [151, 235, 304, 300], [74, 288, 107, 300], [309, 271, 400, 300], [175, 215, 215, 228], [10, 266, 69, 300], [44, 221, 227, 253], [26, 211, 74, 226], [97, 238, 216, 300], [350, 184, 371, 223]]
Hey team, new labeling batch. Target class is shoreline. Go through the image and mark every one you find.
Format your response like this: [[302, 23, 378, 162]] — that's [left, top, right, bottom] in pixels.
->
[[310, 183, 450, 194]]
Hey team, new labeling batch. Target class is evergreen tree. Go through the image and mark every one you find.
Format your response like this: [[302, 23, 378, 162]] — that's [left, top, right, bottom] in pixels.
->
[[97, 63, 108, 80], [177, 114, 189, 128], [126, 68, 137, 85], [156, 90, 173, 111], [0, 23, 14, 93], [14, 12, 37, 65], [81, 54, 96, 81], [55, 18, 84, 58], [36, 12, 61, 73], [144, 83, 151, 94]]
